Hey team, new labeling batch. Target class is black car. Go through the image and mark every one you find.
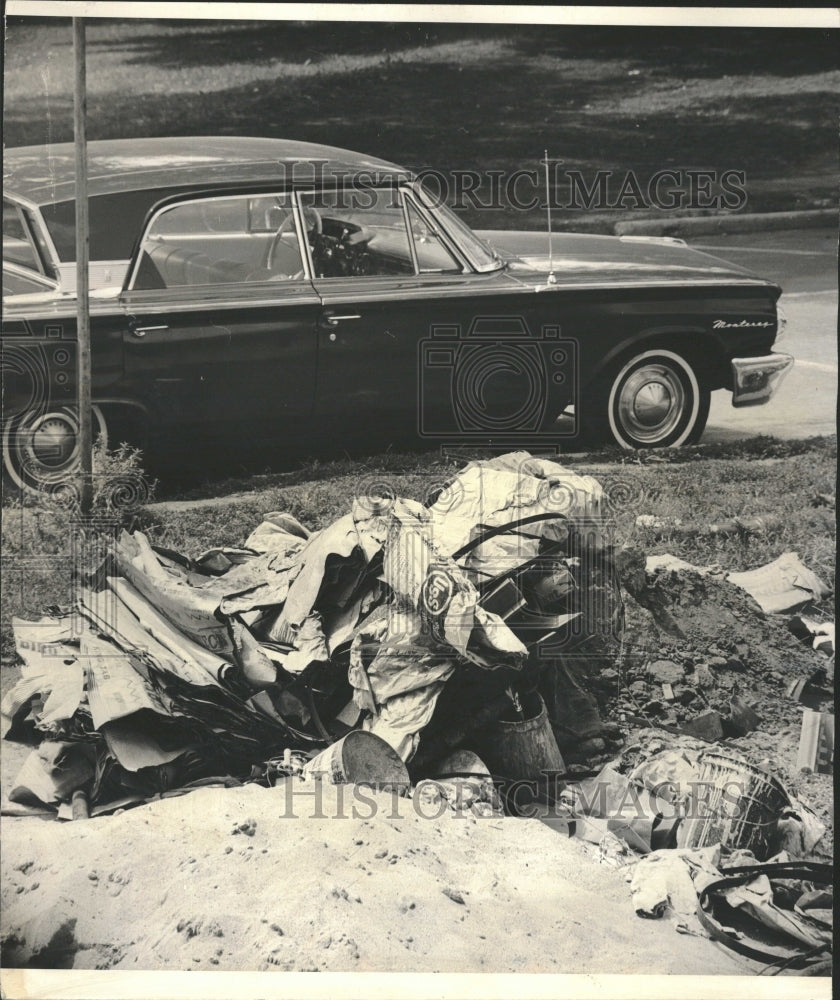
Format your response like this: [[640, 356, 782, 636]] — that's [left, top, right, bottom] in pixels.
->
[[2, 136, 793, 489]]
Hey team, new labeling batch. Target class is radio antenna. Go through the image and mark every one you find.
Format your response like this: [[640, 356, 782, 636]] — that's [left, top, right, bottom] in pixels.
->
[[543, 150, 556, 284]]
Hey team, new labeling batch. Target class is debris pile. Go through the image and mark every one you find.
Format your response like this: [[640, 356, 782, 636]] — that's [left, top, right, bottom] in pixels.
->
[[1, 450, 834, 974], [532, 727, 832, 971], [2, 452, 620, 814]]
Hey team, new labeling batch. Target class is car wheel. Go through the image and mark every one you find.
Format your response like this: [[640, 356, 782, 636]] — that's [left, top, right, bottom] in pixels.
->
[[2, 405, 108, 494], [593, 349, 710, 449]]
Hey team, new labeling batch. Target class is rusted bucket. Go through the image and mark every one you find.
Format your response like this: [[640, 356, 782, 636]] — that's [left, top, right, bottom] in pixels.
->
[[477, 690, 565, 782], [303, 731, 409, 791]]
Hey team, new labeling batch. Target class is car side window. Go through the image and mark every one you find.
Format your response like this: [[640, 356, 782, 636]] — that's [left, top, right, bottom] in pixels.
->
[[405, 200, 462, 274], [300, 187, 415, 279], [131, 194, 305, 290]]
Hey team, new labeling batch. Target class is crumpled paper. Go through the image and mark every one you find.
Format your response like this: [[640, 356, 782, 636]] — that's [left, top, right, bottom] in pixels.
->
[[629, 844, 722, 922]]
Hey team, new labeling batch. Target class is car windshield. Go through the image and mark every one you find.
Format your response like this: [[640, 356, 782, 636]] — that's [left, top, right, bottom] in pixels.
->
[[415, 184, 501, 272]]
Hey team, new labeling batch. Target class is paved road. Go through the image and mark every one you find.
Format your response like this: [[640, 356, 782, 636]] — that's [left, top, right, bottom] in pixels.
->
[[686, 228, 837, 441]]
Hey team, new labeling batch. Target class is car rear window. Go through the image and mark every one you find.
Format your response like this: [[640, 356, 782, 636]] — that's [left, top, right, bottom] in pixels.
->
[[41, 189, 194, 262], [3, 198, 41, 272]]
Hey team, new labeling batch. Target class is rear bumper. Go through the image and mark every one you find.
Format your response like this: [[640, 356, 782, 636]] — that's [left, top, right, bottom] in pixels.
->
[[730, 353, 794, 407]]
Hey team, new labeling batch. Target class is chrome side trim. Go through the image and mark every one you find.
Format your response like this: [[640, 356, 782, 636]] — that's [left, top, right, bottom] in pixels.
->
[[2, 260, 59, 290], [5, 275, 781, 321]]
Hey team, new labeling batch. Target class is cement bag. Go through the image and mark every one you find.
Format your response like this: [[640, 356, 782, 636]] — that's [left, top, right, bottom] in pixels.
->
[[348, 499, 527, 760], [116, 531, 234, 656], [427, 451, 604, 586]]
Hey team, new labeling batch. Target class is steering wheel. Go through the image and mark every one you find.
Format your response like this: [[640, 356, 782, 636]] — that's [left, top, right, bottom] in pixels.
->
[[265, 207, 322, 274]]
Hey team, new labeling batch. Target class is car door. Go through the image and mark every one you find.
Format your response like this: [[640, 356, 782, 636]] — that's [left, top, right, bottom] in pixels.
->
[[119, 192, 321, 445], [304, 185, 572, 447], [303, 186, 472, 442]]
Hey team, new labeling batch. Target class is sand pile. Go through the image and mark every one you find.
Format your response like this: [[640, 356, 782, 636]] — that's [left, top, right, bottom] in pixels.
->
[[2, 779, 752, 974]]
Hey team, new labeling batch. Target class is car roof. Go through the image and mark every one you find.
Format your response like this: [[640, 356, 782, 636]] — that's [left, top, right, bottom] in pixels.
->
[[3, 136, 410, 206]]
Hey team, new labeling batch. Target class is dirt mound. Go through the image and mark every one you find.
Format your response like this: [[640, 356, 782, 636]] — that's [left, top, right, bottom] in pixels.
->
[[575, 556, 835, 857], [1, 781, 752, 975], [606, 555, 832, 729]]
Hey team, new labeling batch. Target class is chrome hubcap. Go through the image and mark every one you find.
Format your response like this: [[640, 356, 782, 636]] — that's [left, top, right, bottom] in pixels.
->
[[30, 414, 79, 468], [3, 406, 107, 491], [617, 365, 686, 444]]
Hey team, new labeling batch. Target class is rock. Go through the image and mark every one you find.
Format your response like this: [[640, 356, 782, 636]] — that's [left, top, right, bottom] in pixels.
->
[[708, 656, 728, 670], [726, 656, 746, 672], [681, 710, 724, 742], [724, 695, 762, 737], [442, 887, 465, 905], [689, 664, 715, 688], [577, 737, 606, 755], [600, 668, 619, 683], [647, 660, 683, 685], [629, 681, 648, 696]]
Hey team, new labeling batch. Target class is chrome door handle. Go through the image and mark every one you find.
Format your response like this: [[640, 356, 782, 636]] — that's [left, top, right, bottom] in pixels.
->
[[319, 313, 361, 328], [133, 325, 168, 338]]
